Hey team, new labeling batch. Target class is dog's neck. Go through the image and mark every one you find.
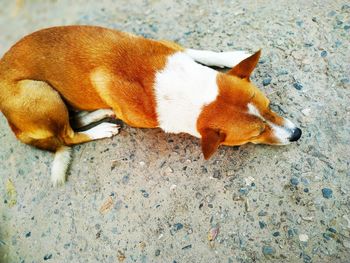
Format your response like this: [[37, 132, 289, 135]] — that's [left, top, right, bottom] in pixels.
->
[[154, 52, 219, 137]]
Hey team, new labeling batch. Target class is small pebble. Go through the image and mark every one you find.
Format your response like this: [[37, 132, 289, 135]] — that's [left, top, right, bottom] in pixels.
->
[[155, 249, 160, 256], [327, 227, 337, 233], [149, 24, 158, 33], [303, 254, 312, 263], [263, 77, 272, 86], [288, 229, 294, 238], [165, 167, 174, 174], [328, 11, 336, 17], [301, 216, 314, 221], [342, 4, 350, 10], [272, 231, 280, 237], [122, 175, 129, 184], [322, 188, 333, 199], [262, 246, 276, 256], [343, 240, 350, 248], [290, 177, 299, 186], [293, 82, 303, 90], [25, 232, 31, 238], [63, 243, 71, 249], [43, 254, 52, 260], [299, 234, 309, 242], [304, 43, 313, 47], [335, 40, 342, 47], [213, 170, 221, 179], [336, 20, 343, 26], [182, 244, 192, 250], [277, 69, 288, 76], [258, 58, 266, 64], [244, 176, 255, 186], [258, 210, 267, 216], [173, 223, 183, 231], [323, 233, 331, 240], [140, 190, 149, 198], [96, 230, 102, 239], [117, 250, 126, 262], [259, 221, 267, 229], [304, 188, 309, 193], [239, 188, 249, 195], [320, 50, 327, 57], [340, 78, 349, 84], [208, 226, 219, 241], [296, 20, 303, 27], [301, 108, 311, 116]]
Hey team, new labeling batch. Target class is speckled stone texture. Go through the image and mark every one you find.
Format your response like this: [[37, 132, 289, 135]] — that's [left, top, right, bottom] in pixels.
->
[[0, 1, 349, 262]]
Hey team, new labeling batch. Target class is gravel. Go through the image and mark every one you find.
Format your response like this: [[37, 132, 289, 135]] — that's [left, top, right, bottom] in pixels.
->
[[0, 0, 349, 262]]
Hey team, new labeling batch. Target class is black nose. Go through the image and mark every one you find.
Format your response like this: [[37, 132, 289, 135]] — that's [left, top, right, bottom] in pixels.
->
[[289, 128, 302, 142]]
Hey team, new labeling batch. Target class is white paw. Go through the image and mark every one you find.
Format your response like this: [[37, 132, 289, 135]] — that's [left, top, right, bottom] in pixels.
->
[[84, 122, 120, 140]]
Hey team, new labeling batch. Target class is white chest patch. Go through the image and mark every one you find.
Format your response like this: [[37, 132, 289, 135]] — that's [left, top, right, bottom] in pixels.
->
[[154, 52, 218, 137]]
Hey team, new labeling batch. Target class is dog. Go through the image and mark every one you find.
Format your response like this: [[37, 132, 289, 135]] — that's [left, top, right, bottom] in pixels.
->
[[0, 25, 301, 186]]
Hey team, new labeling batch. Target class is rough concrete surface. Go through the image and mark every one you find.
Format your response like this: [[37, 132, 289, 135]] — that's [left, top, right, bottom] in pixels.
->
[[0, 0, 349, 262]]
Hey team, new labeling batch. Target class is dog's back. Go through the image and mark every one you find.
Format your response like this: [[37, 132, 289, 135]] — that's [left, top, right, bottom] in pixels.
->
[[0, 26, 176, 110]]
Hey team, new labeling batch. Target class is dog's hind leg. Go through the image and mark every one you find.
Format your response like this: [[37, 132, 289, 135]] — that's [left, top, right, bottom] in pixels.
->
[[185, 49, 251, 68], [72, 109, 116, 129], [1, 79, 120, 186]]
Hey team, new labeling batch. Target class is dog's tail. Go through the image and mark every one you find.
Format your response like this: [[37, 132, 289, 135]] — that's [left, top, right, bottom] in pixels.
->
[[51, 146, 72, 186]]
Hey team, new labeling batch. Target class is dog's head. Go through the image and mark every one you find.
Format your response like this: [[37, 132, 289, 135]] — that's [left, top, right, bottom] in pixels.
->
[[197, 50, 301, 159]]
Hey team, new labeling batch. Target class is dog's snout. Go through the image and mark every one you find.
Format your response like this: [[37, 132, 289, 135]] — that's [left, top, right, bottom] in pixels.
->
[[289, 127, 302, 142]]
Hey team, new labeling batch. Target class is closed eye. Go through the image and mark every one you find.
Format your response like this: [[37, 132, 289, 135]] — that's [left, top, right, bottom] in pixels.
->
[[259, 123, 266, 134], [249, 122, 266, 140], [249, 92, 256, 101]]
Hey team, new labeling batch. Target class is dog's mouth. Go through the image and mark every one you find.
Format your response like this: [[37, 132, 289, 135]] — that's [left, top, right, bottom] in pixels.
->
[[250, 118, 302, 145], [270, 118, 302, 144]]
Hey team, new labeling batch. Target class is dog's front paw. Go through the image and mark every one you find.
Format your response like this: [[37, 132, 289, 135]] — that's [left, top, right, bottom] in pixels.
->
[[85, 122, 121, 140]]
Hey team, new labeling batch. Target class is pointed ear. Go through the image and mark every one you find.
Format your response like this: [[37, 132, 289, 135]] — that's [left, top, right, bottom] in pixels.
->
[[228, 50, 261, 80], [200, 128, 226, 160]]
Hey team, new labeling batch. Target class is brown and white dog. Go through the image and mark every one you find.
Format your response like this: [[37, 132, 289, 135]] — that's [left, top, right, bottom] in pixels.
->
[[0, 26, 301, 186]]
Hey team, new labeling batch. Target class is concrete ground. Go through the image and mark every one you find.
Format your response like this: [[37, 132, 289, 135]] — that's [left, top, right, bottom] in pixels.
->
[[0, 0, 349, 262]]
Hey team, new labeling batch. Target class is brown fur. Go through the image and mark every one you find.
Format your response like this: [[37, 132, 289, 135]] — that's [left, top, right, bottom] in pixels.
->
[[0, 26, 178, 151], [0, 26, 295, 160], [197, 52, 289, 158]]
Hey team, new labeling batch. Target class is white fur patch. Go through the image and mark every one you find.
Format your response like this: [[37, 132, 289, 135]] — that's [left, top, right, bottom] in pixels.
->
[[247, 103, 263, 119], [185, 49, 251, 68], [82, 122, 120, 139], [154, 52, 219, 137], [51, 146, 72, 186], [269, 122, 291, 144], [247, 103, 296, 144]]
